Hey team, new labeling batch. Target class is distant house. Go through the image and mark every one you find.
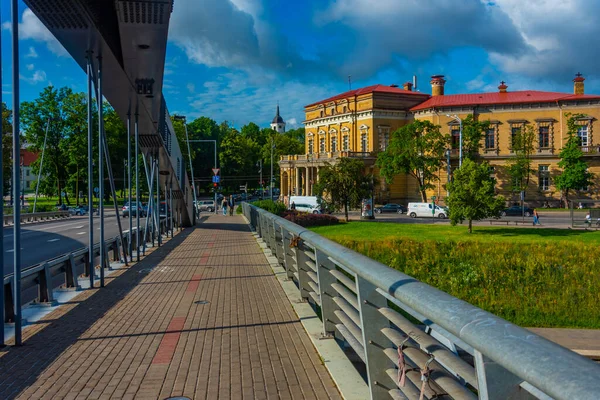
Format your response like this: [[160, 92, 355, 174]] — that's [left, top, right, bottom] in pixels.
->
[[21, 150, 39, 190]]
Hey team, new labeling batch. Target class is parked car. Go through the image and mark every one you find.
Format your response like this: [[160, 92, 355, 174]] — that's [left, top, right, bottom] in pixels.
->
[[289, 196, 321, 214], [374, 203, 406, 214], [80, 205, 97, 214], [500, 205, 533, 217], [68, 206, 87, 216], [407, 202, 448, 219], [56, 204, 68, 211], [122, 201, 146, 218], [197, 200, 215, 212]]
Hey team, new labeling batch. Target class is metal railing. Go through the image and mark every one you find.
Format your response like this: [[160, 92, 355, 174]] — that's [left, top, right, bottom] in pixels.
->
[[3, 211, 70, 226], [2, 218, 170, 323], [243, 203, 600, 400]]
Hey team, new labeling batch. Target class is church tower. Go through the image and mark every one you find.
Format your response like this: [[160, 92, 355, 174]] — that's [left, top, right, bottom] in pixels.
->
[[270, 104, 286, 133]]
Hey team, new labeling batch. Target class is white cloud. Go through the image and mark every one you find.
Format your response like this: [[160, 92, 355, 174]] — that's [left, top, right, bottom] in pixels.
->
[[315, 0, 528, 79], [20, 70, 47, 85], [488, 0, 600, 80], [26, 64, 34, 71], [25, 46, 38, 58], [287, 118, 298, 128], [187, 83, 195, 93], [180, 70, 336, 127], [3, 9, 67, 56]]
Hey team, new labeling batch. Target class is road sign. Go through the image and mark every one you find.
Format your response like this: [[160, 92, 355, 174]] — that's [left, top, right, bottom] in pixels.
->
[[212, 168, 220, 176], [212, 175, 220, 183], [240, 185, 246, 191], [94, 187, 99, 193]]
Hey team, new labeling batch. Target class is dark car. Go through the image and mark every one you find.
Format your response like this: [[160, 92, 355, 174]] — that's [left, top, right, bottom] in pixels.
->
[[500, 205, 533, 217], [374, 203, 406, 214]]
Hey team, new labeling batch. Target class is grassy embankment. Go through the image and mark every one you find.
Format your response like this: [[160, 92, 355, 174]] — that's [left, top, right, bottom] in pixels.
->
[[310, 222, 600, 329]]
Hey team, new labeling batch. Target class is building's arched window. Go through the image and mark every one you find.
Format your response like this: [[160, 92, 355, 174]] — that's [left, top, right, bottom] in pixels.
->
[[319, 137, 326, 153], [361, 133, 368, 152], [331, 136, 338, 152], [342, 135, 350, 151], [308, 139, 314, 154], [343, 106, 347, 113], [320, 110, 324, 118]]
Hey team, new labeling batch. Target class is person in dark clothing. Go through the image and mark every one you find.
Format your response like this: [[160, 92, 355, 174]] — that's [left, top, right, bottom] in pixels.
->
[[229, 195, 235, 216], [291, 202, 296, 210]]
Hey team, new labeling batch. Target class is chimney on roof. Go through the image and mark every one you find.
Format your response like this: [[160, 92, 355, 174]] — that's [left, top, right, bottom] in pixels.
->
[[498, 81, 508, 93], [573, 72, 585, 95], [403, 82, 413, 91], [390, 84, 399, 88], [430, 75, 446, 96]]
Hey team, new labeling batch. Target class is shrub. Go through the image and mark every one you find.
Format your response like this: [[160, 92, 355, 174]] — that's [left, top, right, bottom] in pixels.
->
[[252, 199, 287, 216], [236, 205, 243, 214], [283, 211, 339, 227]]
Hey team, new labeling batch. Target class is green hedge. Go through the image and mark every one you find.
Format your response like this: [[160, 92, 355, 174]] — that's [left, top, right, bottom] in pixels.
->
[[252, 200, 287, 216]]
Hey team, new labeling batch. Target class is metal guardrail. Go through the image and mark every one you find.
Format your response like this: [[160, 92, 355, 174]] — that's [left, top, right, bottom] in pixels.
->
[[3, 211, 70, 226], [243, 203, 600, 400], [2, 218, 170, 323]]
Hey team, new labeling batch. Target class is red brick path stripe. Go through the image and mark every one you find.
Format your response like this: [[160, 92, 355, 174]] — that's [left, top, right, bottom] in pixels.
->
[[186, 274, 202, 293], [151, 317, 186, 365]]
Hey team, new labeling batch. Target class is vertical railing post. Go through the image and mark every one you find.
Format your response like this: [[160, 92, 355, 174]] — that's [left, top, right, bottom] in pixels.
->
[[38, 263, 55, 304], [356, 276, 394, 399], [295, 241, 312, 301], [66, 254, 79, 289], [4, 281, 15, 323], [474, 350, 523, 400], [314, 250, 340, 336]]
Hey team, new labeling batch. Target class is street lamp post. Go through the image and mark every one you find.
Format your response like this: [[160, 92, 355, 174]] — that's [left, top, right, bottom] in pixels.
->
[[446, 114, 463, 167], [446, 149, 451, 197]]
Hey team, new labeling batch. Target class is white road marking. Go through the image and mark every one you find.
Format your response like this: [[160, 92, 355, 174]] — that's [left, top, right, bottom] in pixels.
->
[[77, 232, 86, 235], [6, 248, 24, 253], [48, 238, 60, 242]]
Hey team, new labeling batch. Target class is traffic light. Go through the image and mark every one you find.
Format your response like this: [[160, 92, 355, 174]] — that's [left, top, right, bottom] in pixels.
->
[[213, 183, 218, 188]]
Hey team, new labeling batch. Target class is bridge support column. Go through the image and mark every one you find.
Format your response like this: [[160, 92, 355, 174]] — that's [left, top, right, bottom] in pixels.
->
[[127, 113, 132, 262]]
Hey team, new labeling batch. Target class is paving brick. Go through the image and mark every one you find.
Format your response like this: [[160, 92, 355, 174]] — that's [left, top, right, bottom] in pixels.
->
[[0, 216, 341, 399]]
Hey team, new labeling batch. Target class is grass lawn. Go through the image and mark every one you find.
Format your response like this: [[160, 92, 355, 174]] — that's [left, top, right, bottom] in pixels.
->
[[310, 222, 600, 329], [311, 222, 600, 244]]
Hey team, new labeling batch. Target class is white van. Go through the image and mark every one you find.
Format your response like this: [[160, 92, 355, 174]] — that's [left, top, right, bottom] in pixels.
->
[[289, 196, 321, 214], [407, 202, 448, 219]]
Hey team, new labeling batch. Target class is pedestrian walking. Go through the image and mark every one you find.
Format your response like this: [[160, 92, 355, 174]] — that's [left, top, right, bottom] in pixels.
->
[[533, 209, 540, 226], [222, 197, 228, 216], [229, 195, 235, 216]]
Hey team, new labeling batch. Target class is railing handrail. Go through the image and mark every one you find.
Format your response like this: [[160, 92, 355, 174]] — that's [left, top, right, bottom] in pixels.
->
[[245, 203, 600, 399]]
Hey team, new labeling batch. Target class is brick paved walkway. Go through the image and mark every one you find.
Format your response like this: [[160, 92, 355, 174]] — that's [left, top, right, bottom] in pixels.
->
[[0, 215, 341, 400]]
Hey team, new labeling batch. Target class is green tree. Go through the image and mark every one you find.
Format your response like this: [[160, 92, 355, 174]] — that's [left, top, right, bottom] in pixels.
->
[[555, 113, 594, 207], [461, 115, 490, 160], [313, 158, 371, 222], [1, 103, 13, 196], [377, 120, 447, 201], [447, 158, 505, 233], [219, 128, 259, 192], [506, 124, 535, 196], [21, 87, 76, 205], [285, 127, 305, 143]]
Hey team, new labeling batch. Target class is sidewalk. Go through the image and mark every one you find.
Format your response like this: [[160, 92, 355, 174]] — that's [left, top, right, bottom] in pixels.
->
[[0, 215, 341, 399]]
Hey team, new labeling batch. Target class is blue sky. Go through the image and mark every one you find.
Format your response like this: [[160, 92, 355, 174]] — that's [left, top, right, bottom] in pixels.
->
[[3, 0, 600, 129]]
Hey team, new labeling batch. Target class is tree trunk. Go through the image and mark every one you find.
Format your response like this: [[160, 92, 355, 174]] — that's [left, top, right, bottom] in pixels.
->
[[468, 219, 473, 233], [344, 202, 349, 223], [57, 174, 62, 206], [420, 189, 427, 202]]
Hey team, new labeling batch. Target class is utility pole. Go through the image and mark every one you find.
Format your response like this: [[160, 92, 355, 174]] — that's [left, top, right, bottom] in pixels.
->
[[33, 118, 51, 213], [257, 160, 263, 199]]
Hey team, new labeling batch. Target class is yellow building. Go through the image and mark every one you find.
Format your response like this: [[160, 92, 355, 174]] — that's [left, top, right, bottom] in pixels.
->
[[280, 74, 600, 205]]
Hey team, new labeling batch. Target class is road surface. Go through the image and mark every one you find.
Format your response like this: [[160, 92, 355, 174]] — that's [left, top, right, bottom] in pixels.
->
[[2, 213, 140, 275]]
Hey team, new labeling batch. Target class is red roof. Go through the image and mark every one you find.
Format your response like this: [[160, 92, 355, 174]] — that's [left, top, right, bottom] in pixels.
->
[[21, 150, 39, 167], [411, 90, 600, 111], [305, 84, 429, 108]]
